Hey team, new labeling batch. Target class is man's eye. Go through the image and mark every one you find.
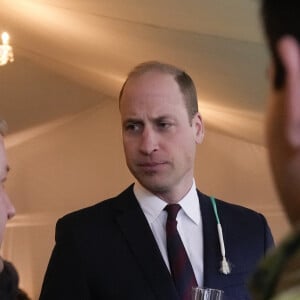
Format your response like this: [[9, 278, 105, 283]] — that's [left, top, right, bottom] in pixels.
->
[[125, 123, 140, 132], [158, 122, 171, 129]]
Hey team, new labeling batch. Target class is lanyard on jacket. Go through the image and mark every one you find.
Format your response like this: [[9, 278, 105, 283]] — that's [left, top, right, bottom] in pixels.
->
[[210, 196, 231, 275]]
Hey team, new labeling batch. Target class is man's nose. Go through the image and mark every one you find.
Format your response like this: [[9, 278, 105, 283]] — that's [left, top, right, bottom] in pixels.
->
[[139, 127, 159, 155]]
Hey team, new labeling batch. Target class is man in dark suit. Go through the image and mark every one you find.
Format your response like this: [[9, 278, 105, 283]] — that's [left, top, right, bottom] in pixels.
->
[[39, 61, 274, 300]]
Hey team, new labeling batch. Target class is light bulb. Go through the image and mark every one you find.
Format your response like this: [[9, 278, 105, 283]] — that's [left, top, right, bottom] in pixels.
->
[[1, 32, 10, 45]]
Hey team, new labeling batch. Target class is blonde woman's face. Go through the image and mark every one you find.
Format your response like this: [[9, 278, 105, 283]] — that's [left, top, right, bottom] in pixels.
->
[[0, 136, 15, 248]]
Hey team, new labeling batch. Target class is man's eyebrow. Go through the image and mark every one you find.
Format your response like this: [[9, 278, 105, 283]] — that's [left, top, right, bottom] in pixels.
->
[[123, 118, 143, 125]]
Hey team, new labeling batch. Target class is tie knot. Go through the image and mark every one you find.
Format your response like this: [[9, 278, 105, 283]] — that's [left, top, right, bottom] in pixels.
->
[[165, 204, 181, 221]]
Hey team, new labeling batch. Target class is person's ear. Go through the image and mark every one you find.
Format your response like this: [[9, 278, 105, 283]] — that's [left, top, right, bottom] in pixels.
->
[[277, 36, 300, 149], [193, 113, 204, 144]]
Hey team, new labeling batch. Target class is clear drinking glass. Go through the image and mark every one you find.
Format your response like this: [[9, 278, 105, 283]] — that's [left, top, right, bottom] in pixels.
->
[[192, 287, 224, 300]]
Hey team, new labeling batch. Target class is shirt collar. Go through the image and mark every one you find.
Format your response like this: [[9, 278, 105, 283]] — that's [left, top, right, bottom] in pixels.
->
[[134, 180, 201, 225], [134, 182, 166, 224], [178, 181, 201, 225]]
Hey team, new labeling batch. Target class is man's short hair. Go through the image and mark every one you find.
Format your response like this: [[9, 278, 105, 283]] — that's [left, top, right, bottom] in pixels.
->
[[119, 61, 199, 124], [261, 0, 300, 89], [0, 119, 8, 136]]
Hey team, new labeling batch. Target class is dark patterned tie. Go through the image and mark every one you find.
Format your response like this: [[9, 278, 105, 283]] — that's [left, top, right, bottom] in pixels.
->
[[165, 204, 197, 300]]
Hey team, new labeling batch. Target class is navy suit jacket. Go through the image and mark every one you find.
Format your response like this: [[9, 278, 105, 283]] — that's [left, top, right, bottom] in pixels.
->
[[39, 185, 274, 300]]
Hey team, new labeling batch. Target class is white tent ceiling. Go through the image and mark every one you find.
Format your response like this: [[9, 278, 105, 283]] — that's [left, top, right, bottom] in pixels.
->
[[1, 0, 269, 145]]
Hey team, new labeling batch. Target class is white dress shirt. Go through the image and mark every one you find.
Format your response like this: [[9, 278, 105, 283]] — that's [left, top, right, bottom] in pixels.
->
[[134, 180, 203, 286]]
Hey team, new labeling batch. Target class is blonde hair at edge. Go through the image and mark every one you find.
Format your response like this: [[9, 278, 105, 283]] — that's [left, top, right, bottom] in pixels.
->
[[0, 119, 8, 136]]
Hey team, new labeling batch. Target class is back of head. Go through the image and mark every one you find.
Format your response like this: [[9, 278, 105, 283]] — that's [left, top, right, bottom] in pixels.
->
[[261, 0, 300, 226], [261, 0, 300, 88], [119, 61, 199, 123]]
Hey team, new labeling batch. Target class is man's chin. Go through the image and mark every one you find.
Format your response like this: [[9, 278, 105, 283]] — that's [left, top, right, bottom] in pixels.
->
[[138, 179, 169, 194]]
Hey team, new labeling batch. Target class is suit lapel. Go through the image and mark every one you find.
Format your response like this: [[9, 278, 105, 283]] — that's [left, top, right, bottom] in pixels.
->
[[198, 191, 224, 288], [114, 186, 179, 300]]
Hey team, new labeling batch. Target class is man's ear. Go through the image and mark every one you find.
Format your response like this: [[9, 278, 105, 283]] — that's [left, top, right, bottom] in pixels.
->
[[193, 112, 205, 144], [278, 36, 300, 149]]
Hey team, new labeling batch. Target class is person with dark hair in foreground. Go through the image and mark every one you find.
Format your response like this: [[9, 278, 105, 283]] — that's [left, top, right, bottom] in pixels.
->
[[40, 61, 273, 300], [250, 1, 300, 299]]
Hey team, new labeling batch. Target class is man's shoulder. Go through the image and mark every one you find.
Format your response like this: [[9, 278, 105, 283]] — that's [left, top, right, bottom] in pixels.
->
[[197, 190, 265, 219], [57, 184, 135, 226], [217, 198, 262, 217]]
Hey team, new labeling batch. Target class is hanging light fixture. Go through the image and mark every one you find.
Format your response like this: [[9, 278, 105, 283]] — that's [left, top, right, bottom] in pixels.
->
[[0, 32, 14, 66]]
